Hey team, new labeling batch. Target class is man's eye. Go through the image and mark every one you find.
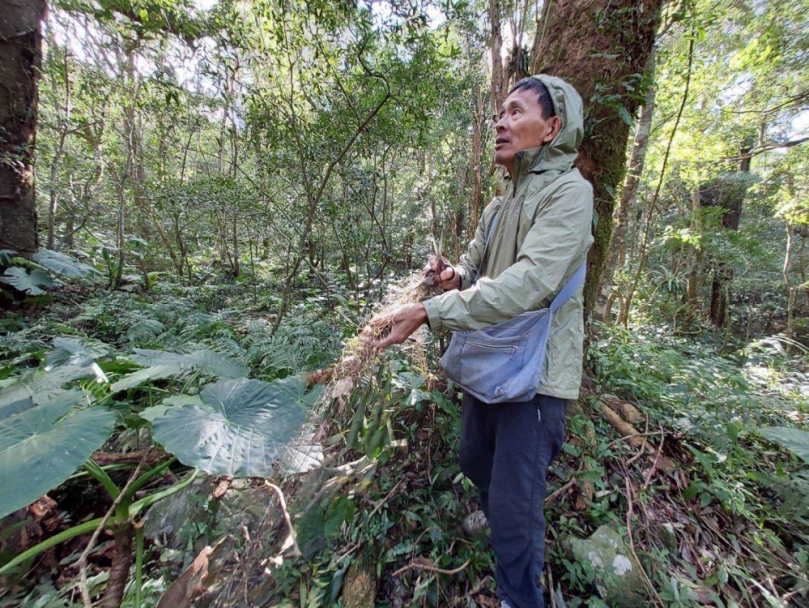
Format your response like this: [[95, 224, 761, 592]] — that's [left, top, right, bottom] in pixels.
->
[[511, 109, 521, 116]]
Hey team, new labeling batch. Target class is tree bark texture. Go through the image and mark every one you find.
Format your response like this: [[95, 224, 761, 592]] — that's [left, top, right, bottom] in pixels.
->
[[0, 0, 47, 256], [530, 0, 664, 315], [596, 51, 657, 321], [469, 86, 484, 242], [489, 0, 507, 116]]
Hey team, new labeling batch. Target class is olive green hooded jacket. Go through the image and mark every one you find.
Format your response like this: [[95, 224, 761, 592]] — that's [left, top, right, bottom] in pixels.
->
[[423, 75, 594, 400]]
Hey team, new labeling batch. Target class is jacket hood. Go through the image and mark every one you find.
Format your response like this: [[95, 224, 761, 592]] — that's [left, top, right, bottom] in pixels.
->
[[513, 75, 585, 176]]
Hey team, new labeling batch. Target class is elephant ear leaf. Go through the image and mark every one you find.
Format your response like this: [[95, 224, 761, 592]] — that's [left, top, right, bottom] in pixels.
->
[[118, 349, 247, 390], [46, 337, 110, 369], [150, 377, 319, 478], [31, 250, 98, 277], [760, 427, 809, 464], [0, 391, 115, 518], [0, 267, 54, 296]]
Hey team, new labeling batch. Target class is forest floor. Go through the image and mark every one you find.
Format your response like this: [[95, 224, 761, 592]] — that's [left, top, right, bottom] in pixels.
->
[[1, 276, 808, 608]]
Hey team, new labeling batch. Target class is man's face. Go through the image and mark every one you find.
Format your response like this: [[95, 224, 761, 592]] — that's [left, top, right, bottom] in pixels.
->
[[494, 88, 559, 172]]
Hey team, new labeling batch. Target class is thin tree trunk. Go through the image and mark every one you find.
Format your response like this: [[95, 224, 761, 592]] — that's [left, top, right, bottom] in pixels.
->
[[122, 48, 150, 242], [0, 0, 47, 256], [272, 48, 391, 334], [489, 0, 506, 116], [232, 211, 240, 277], [798, 229, 808, 305], [706, 140, 752, 327], [531, 0, 664, 316], [112, 167, 128, 289], [686, 183, 701, 305], [595, 51, 657, 321], [620, 37, 694, 325], [784, 223, 796, 352], [48, 46, 71, 250], [469, 85, 484, 242]]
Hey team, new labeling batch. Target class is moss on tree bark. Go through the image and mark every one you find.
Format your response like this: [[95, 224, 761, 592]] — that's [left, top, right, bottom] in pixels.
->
[[531, 0, 664, 315]]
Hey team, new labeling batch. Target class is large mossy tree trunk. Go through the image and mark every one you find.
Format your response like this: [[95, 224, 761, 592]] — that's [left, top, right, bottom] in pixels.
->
[[0, 0, 47, 256], [530, 0, 664, 316]]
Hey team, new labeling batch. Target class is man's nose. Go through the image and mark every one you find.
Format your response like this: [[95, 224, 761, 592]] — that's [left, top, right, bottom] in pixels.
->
[[494, 115, 507, 131]]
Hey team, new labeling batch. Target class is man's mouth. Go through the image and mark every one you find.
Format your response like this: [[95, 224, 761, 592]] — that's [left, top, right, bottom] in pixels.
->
[[495, 137, 510, 149]]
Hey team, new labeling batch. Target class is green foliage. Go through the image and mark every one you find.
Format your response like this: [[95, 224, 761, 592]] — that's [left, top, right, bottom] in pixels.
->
[[31, 250, 98, 278], [0, 267, 55, 296], [129, 347, 247, 379], [591, 322, 808, 567], [148, 377, 320, 477], [46, 337, 110, 368], [0, 249, 100, 299], [759, 427, 809, 464], [0, 390, 115, 518], [6, 0, 807, 602]]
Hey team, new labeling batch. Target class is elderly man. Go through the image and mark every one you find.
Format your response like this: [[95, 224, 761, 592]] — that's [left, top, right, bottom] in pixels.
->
[[375, 75, 594, 608]]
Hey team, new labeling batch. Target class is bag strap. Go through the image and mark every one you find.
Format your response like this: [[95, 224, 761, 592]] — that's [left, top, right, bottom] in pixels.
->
[[473, 210, 500, 284], [549, 262, 587, 314]]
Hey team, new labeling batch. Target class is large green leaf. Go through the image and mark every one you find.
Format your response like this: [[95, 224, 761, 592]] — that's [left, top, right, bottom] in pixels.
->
[[0, 267, 54, 295], [139, 394, 204, 423], [129, 349, 247, 379], [150, 377, 319, 477], [0, 391, 115, 518], [110, 365, 183, 393], [760, 427, 809, 464], [0, 365, 96, 408], [0, 398, 35, 422], [280, 426, 324, 475], [31, 250, 98, 277], [46, 337, 110, 369]]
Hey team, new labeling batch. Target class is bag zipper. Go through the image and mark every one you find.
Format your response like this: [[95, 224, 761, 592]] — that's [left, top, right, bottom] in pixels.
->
[[466, 341, 518, 356]]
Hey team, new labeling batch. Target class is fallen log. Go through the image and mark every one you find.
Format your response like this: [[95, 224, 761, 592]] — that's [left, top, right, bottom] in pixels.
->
[[599, 402, 654, 453], [602, 395, 644, 425]]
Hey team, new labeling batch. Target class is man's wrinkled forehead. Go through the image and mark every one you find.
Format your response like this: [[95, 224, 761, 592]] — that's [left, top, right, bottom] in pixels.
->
[[499, 89, 542, 115]]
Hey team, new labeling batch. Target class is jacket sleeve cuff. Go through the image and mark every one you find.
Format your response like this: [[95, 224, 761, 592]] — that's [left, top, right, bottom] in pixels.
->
[[422, 298, 443, 331], [457, 267, 473, 291]]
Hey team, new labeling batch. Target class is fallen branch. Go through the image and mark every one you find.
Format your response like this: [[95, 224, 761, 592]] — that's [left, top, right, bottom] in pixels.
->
[[393, 558, 471, 578], [642, 428, 666, 491], [600, 402, 654, 453], [601, 432, 661, 452], [602, 396, 643, 425], [454, 575, 494, 606], [92, 451, 165, 467], [625, 478, 665, 608], [545, 478, 576, 504], [547, 562, 557, 608], [265, 482, 301, 558], [368, 478, 404, 519]]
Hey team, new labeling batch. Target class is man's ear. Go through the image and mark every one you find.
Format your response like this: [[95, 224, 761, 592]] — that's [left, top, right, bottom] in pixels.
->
[[543, 116, 562, 143]]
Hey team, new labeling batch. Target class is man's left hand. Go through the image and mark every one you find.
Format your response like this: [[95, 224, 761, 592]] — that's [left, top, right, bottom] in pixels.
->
[[373, 303, 428, 350]]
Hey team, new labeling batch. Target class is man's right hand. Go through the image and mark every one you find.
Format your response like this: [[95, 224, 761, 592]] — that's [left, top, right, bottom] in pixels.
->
[[439, 266, 462, 291]]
